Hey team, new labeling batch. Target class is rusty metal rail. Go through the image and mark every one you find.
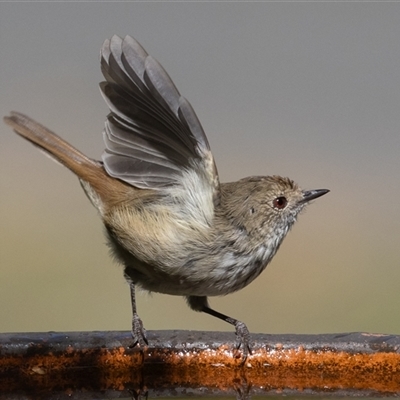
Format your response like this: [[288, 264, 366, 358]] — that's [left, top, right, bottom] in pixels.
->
[[0, 330, 399, 398]]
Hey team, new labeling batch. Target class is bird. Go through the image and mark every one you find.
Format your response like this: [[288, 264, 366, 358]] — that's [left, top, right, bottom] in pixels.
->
[[4, 35, 329, 360]]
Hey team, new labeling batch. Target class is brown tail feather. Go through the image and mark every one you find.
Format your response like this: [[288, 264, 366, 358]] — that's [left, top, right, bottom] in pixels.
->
[[4, 112, 99, 175], [4, 111, 132, 207]]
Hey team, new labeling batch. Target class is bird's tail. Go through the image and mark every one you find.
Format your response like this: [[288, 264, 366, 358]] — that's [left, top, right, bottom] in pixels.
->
[[4, 111, 130, 208], [4, 112, 100, 177]]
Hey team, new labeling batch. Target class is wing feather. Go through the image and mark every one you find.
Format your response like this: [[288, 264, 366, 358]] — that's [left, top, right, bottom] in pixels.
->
[[100, 34, 220, 208]]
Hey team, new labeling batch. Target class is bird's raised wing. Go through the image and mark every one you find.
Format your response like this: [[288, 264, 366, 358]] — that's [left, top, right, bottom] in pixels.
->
[[100, 35, 220, 208]]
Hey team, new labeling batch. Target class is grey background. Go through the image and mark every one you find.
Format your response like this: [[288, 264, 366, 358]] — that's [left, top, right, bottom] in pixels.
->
[[1, 3, 399, 336]]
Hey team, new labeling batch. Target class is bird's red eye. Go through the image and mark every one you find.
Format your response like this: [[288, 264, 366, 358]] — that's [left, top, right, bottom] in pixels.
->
[[273, 196, 287, 209]]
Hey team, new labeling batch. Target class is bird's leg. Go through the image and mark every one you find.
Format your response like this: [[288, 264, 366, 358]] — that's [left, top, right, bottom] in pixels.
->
[[187, 296, 252, 361], [126, 276, 148, 348], [202, 306, 252, 360]]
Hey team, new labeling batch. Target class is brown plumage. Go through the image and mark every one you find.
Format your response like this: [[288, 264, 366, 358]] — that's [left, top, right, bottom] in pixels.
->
[[4, 35, 329, 361]]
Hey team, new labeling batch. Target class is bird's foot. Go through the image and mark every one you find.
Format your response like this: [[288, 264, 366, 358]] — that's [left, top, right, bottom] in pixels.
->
[[228, 319, 252, 362], [130, 313, 148, 348]]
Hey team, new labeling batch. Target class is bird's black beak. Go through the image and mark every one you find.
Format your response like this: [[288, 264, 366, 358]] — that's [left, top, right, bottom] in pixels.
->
[[298, 189, 330, 204]]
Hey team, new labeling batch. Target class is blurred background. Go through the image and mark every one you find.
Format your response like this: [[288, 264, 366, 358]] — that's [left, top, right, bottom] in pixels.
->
[[1, 3, 399, 337]]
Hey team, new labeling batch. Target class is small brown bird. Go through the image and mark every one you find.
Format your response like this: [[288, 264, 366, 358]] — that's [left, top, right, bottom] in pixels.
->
[[4, 35, 328, 360]]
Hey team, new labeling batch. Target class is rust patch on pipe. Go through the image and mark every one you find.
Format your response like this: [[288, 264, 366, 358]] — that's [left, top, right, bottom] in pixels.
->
[[0, 331, 399, 396]]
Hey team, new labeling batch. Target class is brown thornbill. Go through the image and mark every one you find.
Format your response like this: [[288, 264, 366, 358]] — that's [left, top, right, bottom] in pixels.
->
[[4, 35, 329, 360]]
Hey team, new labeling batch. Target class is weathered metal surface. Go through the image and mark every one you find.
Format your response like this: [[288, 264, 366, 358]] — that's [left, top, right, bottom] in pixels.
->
[[0, 330, 399, 398]]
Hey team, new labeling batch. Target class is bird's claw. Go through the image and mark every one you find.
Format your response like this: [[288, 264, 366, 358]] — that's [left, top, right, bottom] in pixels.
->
[[233, 320, 252, 362], [130, 313, 148, 348]]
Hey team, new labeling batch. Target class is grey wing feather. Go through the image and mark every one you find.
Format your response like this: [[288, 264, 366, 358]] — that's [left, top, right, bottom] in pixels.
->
[[100, 35, 219, 198]]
